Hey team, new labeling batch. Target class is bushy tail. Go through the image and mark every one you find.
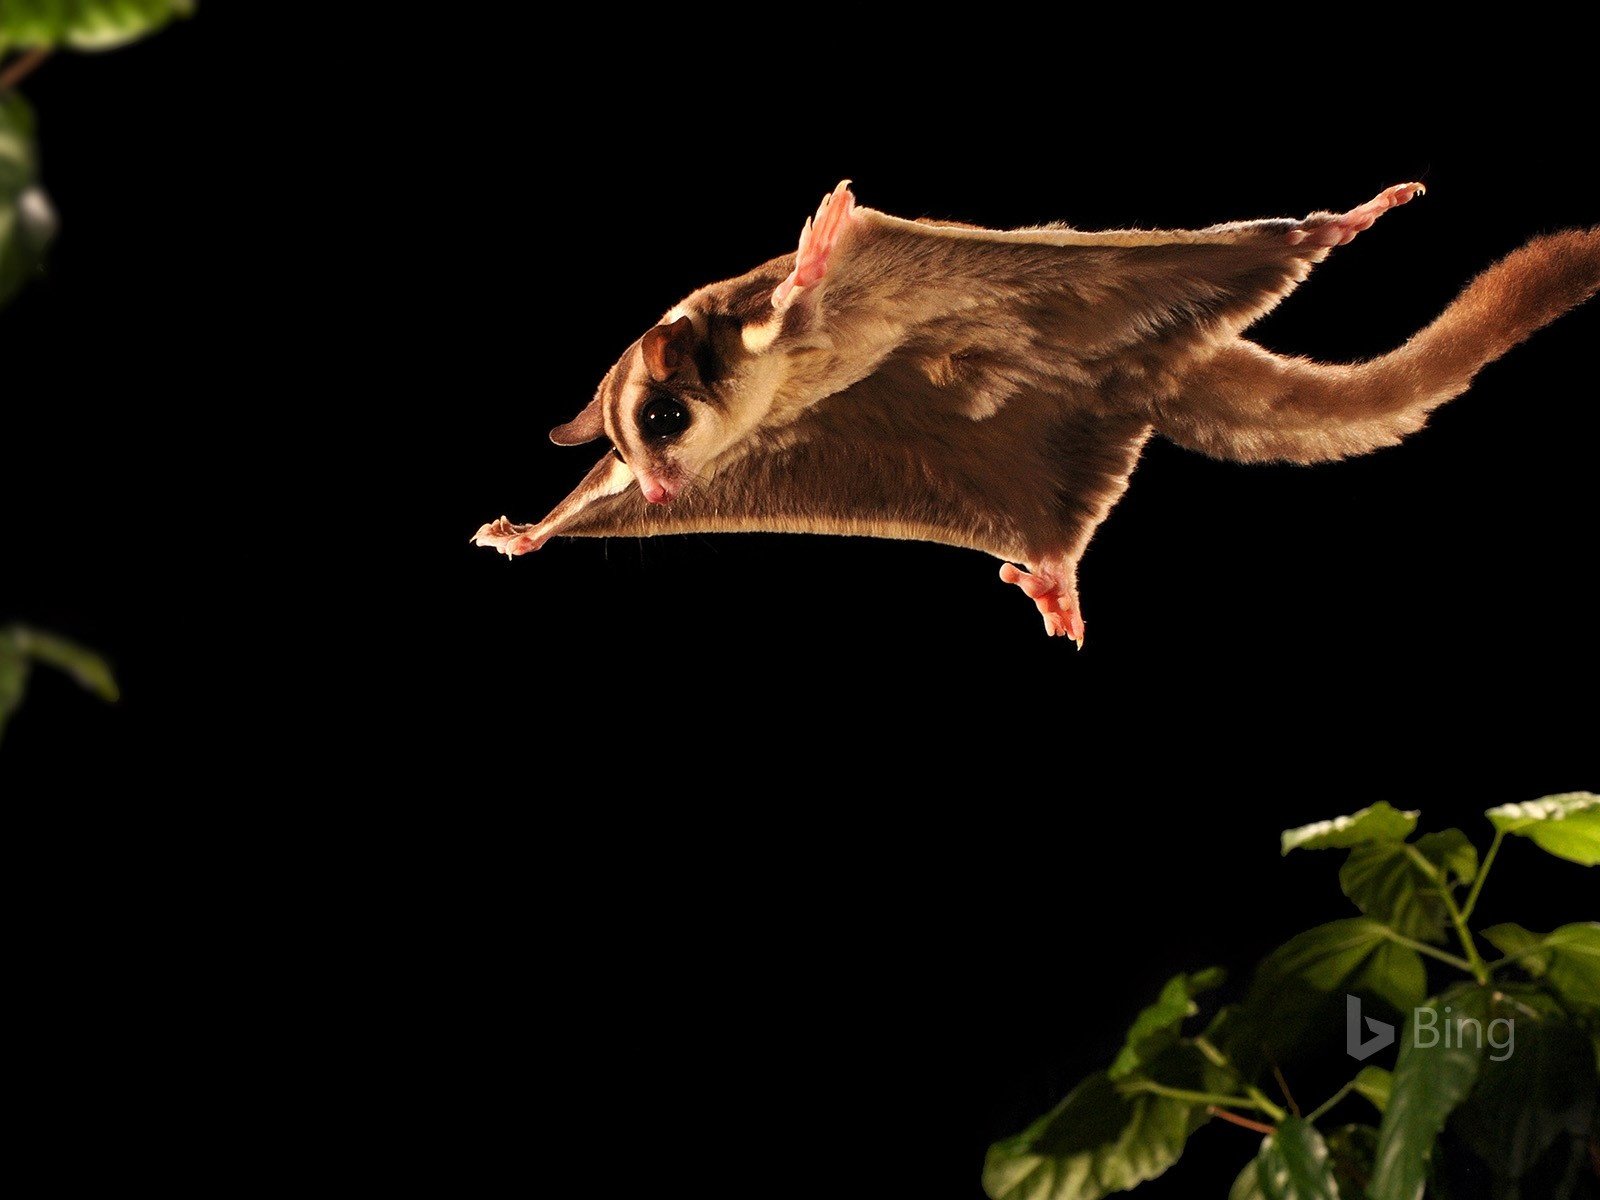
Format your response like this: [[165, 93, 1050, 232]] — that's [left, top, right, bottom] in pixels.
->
[[1154, 229, 1600, 464]]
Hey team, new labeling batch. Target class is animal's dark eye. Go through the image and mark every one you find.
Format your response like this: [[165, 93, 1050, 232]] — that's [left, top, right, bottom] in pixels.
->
[[639, 395, 689, 439]]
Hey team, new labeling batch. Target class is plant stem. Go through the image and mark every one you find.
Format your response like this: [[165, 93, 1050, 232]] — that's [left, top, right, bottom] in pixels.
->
[[1193, 1036, 1230, 1070], [1443, 892, 1491, 984], [1460, 828, 1504, 923], [1483, 944, 1547, 973], [1271, 1060, 1301, 1117], [1377, 925, 1475, 973], [1121, 1081, 1272, 1112], [1305, 1080, 1357, 1124], [1207, 1106, 1277, 1136], [1190, 1036, 1289, 1122], [1243, 1085, 1289, 1123], [1405, 844, 1490, 984], [0, 48, 51, 91]]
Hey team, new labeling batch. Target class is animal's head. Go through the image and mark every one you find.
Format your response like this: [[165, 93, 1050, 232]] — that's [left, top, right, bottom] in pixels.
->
[[550, 182, 862, 500], [550, 301, 796, 503]]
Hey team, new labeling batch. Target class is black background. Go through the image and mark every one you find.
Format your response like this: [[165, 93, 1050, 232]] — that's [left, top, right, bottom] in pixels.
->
[[1, 15, 1595, 1196]]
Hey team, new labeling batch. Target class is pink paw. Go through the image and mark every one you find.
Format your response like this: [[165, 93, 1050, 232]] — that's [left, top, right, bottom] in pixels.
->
[[473, 515, 546, 557], [1000, 562, 1085, 646], [1289, 181, 1425, 247], [772, 180, 857, 307]]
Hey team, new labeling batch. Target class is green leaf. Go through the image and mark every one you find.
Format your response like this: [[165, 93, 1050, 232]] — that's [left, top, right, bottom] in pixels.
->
[[1220, 919, 1425, 1075], [1484, 922, 1600, 1016], [1339, 831, 1476, 943], [1230, 1160, 1269, 1200], [1282, 803, 1419, 855], [0, 92, 54, 305], [1324, 1125, 1379, 1195], [1351, 1065, 1393, 1114], [0, 625, 117, 744], [1258, 919, 1426, 1012], [1339, 846, 1446, 942], [1255, 1117, 1342, 1199], [1411, 829, 1478, 886], [1370, 985, 1494, 1200], [1449, 1011, 1598, 1181], [1483, 922, 1551, 975], [1487, 793, 1600, 867], [8, 625, 118, 700], [1108, 967, 1224, 1081], [983, 1069, 1206, 1200], [0, 0, 195, 52], [0, 636, 31, 744], [0, 89, 36, 193], [1542, 923, 1600, 1016], [1352, 942, 1428, 1024]]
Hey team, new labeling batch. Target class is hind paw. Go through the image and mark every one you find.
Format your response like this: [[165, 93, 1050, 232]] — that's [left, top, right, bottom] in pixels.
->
[[1000, 562, 1085, 645]]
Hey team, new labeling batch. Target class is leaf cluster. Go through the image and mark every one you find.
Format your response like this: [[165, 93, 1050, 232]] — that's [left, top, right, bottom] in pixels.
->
[[984, 795, 1599, 1200]]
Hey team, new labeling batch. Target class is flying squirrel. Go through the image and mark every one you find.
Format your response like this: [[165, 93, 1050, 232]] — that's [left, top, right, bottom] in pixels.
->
[[475, 181, 1600, 643]]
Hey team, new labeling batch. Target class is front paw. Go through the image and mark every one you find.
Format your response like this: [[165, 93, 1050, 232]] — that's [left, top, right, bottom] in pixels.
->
[[473, 516, 547, 557], [772, 180, 858, 308], [1289, 181, 1425, 248]]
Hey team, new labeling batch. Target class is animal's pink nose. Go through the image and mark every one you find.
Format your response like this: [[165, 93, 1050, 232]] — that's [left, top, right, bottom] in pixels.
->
[[638, 476, 676, 504]]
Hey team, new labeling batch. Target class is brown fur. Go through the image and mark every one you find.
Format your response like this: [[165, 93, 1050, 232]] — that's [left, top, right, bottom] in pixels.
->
[[1155, 229, 1600, 462], [478, 188, 1599, 633]]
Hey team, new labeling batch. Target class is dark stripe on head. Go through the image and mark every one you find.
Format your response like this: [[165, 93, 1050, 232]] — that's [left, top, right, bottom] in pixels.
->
[[693, 319, 720, 388], [603, 344, 636, 455]]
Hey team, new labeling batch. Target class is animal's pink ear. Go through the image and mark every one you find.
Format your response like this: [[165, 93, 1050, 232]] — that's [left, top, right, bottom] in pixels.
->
[[641, 316, 695, 382], [549, 399, 604, 446]]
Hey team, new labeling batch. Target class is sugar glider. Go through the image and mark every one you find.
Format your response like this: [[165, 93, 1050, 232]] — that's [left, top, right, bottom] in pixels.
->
[[475, 181, 1599, 643]]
